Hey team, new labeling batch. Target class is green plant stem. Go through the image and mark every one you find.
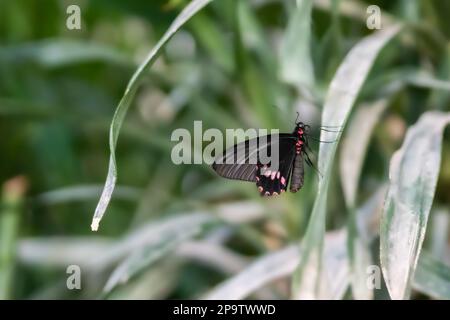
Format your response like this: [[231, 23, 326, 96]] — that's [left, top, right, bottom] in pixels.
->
[[0, 177, 26, 300]]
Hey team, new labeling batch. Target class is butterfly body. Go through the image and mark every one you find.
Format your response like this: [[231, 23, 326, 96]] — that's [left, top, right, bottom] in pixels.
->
[[212, 122, 311, 197]]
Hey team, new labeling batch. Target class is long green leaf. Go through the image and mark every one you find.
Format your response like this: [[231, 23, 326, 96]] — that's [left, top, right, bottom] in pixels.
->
[[0, 177, 27, 299], [413, 251, 450, 299], [340, 99, 388, 299], [103, 224, 204, 294], [18, 237, 112, 268], [292, 24, 402, 299], [35, 185, 142, 205], [92, 212, 218, 271], [205, 245, 299, 300], [380, 111, 450, 300], [91, 0, 213, 231], [0, 40, 131, 67], [206, 229, 348, 300], [279, 0, 314, 90], [340, 99, 388, 207]]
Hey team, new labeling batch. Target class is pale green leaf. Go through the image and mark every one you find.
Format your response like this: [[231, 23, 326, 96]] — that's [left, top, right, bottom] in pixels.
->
[[0, 39, 131, 67], [91, 0, 213, 231], [340, 99, 388, 207], [413, 251, 450, 299], [292, 24, 402, 299], [340, 99, 388, 299], [279, 0, 314, 89], [35, 185, 142, 205], [103, 226, 202, 294], [94, 212, 218, 273], [206, 230, 348, 300], [17, 237, 112, 268], [205, 245, 298, 300], [380, 111, 450, 300]]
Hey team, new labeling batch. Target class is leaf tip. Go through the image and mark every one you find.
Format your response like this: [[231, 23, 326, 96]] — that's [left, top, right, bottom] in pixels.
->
[[91, 218, 100, 232]]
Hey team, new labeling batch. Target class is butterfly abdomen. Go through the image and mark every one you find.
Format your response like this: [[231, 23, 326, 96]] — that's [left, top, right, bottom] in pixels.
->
[[290, 153, 304, 193]]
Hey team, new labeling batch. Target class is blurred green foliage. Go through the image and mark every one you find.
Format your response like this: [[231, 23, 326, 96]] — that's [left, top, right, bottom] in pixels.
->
[[0, 0, 449, 299]]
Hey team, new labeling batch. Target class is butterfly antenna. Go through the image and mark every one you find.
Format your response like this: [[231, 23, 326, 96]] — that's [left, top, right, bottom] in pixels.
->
[[295, 112, 300, 124], [308, 136, 338, 143], [320, 128, 343, 133], [320, 125, 343, 128]]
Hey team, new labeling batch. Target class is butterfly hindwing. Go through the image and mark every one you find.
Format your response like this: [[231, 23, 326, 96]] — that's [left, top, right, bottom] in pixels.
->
[[256, 137, 297, 196]]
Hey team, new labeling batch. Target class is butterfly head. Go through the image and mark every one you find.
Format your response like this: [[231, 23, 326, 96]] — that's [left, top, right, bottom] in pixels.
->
[[294, 121, 310, 136], [294, 112, 311, 134]]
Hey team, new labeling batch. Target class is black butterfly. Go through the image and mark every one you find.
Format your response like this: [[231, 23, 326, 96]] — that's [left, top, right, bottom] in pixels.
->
[[212, 121, 316, 196]]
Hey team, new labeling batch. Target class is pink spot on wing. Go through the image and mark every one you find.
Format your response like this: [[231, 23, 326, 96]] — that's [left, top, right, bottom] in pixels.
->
[[258, 186, 263, 192], [281, 176, 286, 185], [276, 172, 280, 179], [264, 191, 270, 196], [264, 170, 271, 177]]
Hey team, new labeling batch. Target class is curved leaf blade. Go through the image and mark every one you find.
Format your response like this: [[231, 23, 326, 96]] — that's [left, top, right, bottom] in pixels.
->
[[340, 99, 388, 207], [380, 111, 450, 300], [414, 251, 450, 299], [205, 245, 299, 300], [103, 226, 201, 294], [280, 0, 315, 89], [206, 230, 348, 300], [340, 99, 388, 299], [292, 24, 402, 299], [91, 0, 213, 231]]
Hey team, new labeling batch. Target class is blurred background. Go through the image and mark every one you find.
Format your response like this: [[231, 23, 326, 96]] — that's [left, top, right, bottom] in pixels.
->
[[0, 0, 449, 299]]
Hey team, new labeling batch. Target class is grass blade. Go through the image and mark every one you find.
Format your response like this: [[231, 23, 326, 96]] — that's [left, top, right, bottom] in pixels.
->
[[91, 0, 213, 231], [93, 212, 218, 271], [205, 230, 348, 300], [205, 245, 299, 300], [413, 251, 450, 299], [279, 0, 315, 90], [103, 227, 201, 294], [340, 99, 388, 207], [380, 111, 450, 300], [340, 99, 388, 299], [292, 25, 402, 299], [316, 230, 349, 300], [18, 237, 112, 268], [0, 177, 27, 299], [407, 72, 450, 91], [0, 40, 131, 67], [35, 185, 142, 205]]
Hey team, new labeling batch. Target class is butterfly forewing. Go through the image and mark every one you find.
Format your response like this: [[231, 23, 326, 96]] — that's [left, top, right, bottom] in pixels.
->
[[212, 137, 263, 181], [212, 134, 298, 196]]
